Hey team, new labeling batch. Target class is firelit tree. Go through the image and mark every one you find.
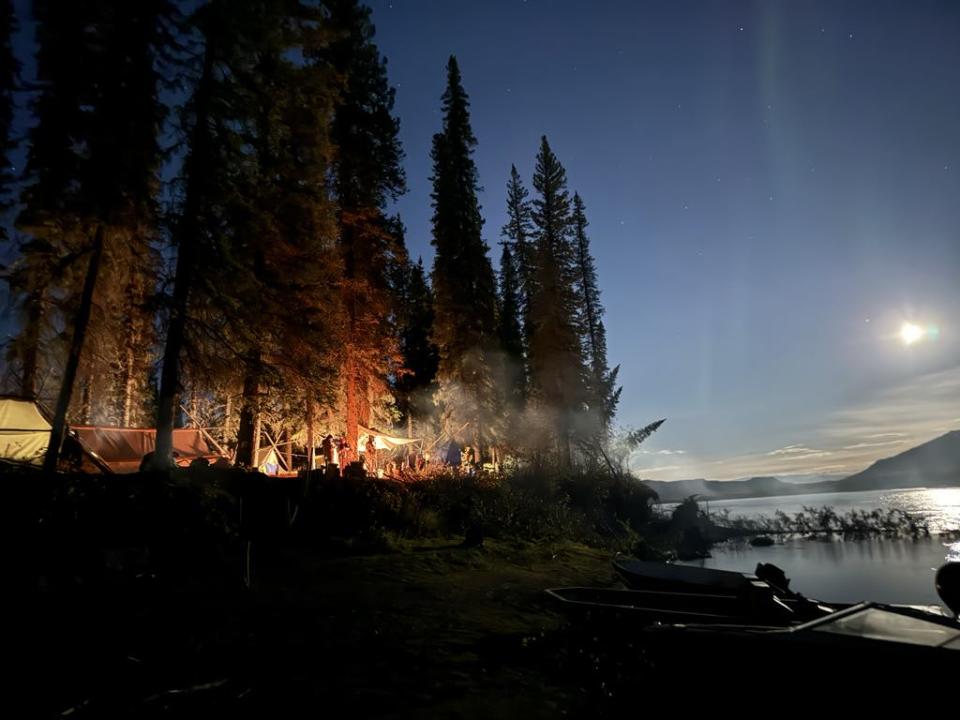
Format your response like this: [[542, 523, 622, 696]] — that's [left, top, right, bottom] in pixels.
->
[[13, 1, 172, 471], [429, 56, 501, 452], [321, 0, 406, 464], [528, 136, 588, 467], [571, 192, 620, 435]]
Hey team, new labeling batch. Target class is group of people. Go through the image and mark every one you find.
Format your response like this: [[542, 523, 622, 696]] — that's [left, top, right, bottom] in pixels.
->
[[308, 430, 497, 480], [315, 432, 418, 479], [318, 433, 350, 469]]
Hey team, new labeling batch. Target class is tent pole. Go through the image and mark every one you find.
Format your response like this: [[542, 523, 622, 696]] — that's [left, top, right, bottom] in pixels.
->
[[261, 429, 289, 472]]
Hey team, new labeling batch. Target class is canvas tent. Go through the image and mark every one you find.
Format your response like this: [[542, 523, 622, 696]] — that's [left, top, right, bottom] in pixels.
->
[[0, 396, 53, 466], [72, 426, 221, 473], [256, 445, 283, 475]]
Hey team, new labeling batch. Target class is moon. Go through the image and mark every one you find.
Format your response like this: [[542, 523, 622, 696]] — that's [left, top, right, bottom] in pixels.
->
[[900, 322, 924, 345]]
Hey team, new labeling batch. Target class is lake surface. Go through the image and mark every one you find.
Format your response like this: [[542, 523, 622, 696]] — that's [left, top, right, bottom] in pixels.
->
[[670, 487, 960, 605], [662, 487, 960, 534]]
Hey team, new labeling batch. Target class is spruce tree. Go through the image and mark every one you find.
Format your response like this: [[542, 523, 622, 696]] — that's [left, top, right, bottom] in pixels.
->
[[528, 136, 587, 466], [571, 192, 620, 433], [322, 0, 406, 463], [502, 164, 535, 349], [497, 239, 525, 404], [430, 56, 500, 450]]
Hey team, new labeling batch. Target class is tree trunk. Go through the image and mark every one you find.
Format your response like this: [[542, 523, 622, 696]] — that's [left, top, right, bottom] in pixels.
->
[[223, 393, 232, 446], [284, 428, 293, 472], [79, 376, 92, 424], [235, 354, 261, 468], [154, 35, 216, 465], [20, 287, 44, 398], [189, 388, 198, 429], [305, 400, 316, 470], [558, 431, 571, 470], [122, 343, 135, 426], [43, 225, 105, 473], [155, 232, 194, 462], [344, 352, 358, 466]]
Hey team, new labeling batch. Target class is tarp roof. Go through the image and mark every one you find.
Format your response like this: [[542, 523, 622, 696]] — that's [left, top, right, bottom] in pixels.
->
[[358, 425, 420, 451], [0, 396, 52, 466], [73, 426, 219, 473]]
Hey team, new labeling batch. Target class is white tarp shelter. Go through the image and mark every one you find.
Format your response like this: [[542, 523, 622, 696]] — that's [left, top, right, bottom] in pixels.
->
[[0, 396, 52, 466], [357, 425, 421, 452]]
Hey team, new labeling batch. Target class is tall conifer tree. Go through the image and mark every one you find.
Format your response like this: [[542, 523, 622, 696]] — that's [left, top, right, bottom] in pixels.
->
[[502, 165, 535, 351], [528, 136, 587, 466], [322, 0, 405, 463], [430, 56, 500, 450], [571, 192, 619, 433]]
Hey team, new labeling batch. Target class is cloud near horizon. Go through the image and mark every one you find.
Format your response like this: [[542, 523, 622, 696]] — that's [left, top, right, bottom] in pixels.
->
[[631, 365, 960, 481]]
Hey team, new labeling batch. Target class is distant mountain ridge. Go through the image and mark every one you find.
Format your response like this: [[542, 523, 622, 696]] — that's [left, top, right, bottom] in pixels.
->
[[643, 430, 960, 503]]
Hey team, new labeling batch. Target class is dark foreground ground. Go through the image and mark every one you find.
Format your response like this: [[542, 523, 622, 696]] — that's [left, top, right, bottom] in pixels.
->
[[20, 537, 651, 718], [12, 466, 959, 717], [18, 535, 960, 717]]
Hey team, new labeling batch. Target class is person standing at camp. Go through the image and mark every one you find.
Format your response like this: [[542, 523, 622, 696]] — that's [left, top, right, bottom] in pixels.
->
[[445, 441, 462, 469], [336, 436, 350, 465], [321, 434, 334, 466], [365, 434, 378, 476]]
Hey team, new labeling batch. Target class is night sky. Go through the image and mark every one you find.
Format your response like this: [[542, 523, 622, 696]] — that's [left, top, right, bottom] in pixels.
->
[[367, 0, 960, 480]]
